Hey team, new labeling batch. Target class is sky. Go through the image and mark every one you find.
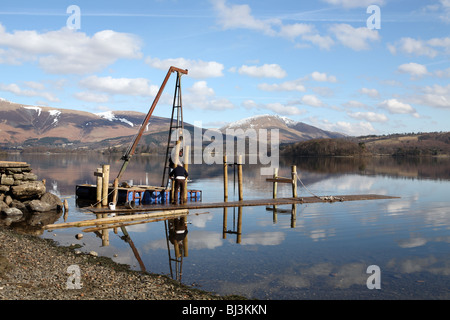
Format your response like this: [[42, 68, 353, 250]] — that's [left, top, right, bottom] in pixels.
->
[[0, 0, 449, 136]]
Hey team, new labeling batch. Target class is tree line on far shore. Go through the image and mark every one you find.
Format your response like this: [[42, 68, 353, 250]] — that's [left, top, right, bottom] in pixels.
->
[[281, 132, 450, 157], [2, 132, 449, 158]]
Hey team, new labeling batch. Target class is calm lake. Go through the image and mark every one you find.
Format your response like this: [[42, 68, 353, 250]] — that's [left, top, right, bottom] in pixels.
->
[[2, 153, 450, 299]]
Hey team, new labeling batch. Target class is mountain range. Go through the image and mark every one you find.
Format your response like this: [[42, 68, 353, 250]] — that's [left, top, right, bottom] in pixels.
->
[[0, 99, 345, 150]]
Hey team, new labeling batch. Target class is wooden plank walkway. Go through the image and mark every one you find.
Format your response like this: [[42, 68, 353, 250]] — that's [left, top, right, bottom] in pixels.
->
[[87, 194, 399, 214]]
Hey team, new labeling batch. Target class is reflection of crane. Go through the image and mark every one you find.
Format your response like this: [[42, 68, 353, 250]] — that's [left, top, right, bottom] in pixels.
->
[[165, 217, 188, 282], [116, 66, 188, 183]]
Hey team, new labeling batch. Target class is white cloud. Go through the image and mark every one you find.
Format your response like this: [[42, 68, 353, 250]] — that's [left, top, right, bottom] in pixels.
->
[[189, 81, 215, 96], [438, 0, 450, 23], [145, 57, 224, 79], [211, 0, 278, 36], [359, 87, 380, 98], [243, 99, 306, 116], [322, 0, 385, 8], [379, 99, 419, 117], [388, 37, 450, 58], [0, 24, 142, 74], [413, 84, 450, 109], [278, 23, 314, 40], [397, 62, 429, 79], [311, 118, 376, 136], [343, 100, 370, 109], [74, 92, 109, 103], [301, 33, 335, 50], [348, 111, 388, 122], [238, 64, 287, 78], [79, 76, 159, 96], [258, 78, 306, 92], [301, 94, 325, 107], [310, 71, 337, 83], [0, 82, 59, 102], [211, 0, 336, 50], [330, 24, 380, 51], [185, 81, 234, 111], [434, 67, 450, 78]]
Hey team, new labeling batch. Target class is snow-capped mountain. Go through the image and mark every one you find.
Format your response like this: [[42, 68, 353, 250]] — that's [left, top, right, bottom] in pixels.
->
[[220, 114, 345, 143], [0, 100, 345, 149], [0, 99, 169, 147]]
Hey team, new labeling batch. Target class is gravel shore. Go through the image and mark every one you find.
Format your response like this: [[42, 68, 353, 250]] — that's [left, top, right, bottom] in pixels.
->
[[0, 226, 226, 300]]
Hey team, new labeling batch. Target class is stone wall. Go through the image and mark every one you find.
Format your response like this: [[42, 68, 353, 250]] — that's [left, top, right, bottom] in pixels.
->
[[0, 161, 62, 217]]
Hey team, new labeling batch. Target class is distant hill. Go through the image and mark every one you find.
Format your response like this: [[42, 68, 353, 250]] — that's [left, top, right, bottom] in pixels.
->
[[0, 100, 346, 153], [0, 99, 171, 148], [220, 114, 346, 144], [359, 132, 450, 156], [281, 132, 450, 157]]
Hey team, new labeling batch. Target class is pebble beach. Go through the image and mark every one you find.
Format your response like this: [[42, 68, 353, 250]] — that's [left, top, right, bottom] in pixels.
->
[[0, 226, 225, 300]]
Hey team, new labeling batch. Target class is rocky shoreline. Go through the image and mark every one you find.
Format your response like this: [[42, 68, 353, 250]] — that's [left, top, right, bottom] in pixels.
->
[[0, 226, 228, 300]]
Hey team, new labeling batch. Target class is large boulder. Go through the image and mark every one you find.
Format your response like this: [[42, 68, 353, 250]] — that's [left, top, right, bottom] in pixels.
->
[[27, 193, 63, 213], [40, 192, 63, 211], [10, 181, 46, 201], [27, 200, 53, 213], [1, 207, 23, 216]]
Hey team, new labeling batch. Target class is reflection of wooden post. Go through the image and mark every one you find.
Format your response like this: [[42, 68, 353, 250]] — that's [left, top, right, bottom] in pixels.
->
[[291, 165, 297, 198], [174, 240, 181, 258], [96, 167, 103, 208], [102, 213, 109, 246], [273, 167, 278, 199], [272, 167, 278, 222], [223, 155, 228, 202], [102, 164, 110, 206], [238, 155, 243, 201], [182, 216, 188, 257], [237, 206, 243, 244], [222, 207, 228, 239], [291, 204, 297, 228]]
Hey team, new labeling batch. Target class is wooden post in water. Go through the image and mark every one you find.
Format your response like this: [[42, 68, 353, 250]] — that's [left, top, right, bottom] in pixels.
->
[[112, 178, 119, 205], [291, 165, 297, 198], [273, 167, 278, 199], [223, 155, 228, 202], [102, 164, 110, 206], [96, 167, 103, 208], [238, 155, 243, 201], [183, 146, 189, 203]]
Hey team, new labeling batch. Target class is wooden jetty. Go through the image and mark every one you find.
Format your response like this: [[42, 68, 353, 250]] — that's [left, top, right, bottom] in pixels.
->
[[87, 194, 399, 214]]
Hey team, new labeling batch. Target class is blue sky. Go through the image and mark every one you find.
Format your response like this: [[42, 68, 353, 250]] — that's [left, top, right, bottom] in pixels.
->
[[0, 0, 449, 136]]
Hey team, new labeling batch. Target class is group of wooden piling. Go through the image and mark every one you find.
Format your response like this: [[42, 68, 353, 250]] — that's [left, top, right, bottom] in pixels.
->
[[267, 165, 298, 199], [94, 164, 117, 207], [222, 155, 299, 201]]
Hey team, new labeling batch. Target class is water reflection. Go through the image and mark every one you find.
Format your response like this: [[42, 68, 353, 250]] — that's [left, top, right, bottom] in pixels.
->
[[2, 154, 450, 299]]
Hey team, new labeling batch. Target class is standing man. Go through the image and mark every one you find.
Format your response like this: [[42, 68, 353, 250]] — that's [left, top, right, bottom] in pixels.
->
[[169, 164, 189, 204]]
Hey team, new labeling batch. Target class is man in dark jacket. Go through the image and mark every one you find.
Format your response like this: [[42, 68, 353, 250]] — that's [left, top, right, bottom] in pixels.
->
[[169, 164, 189, 204]]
